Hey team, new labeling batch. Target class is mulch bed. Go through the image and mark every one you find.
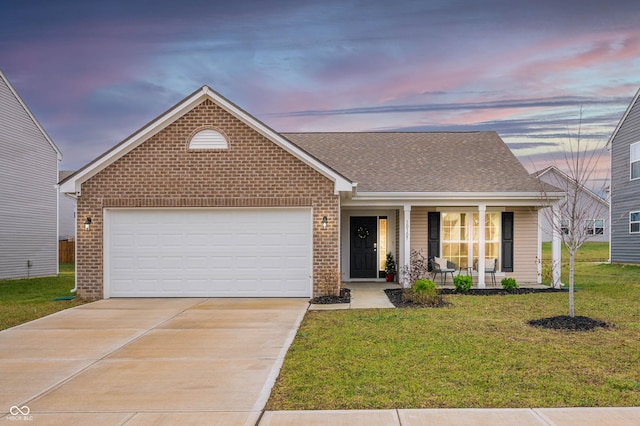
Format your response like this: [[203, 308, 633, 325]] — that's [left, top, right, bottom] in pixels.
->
[[384, 288, 449, 308], [528, 316, 609, 331], [439, 287, 565, 296], [385, 287, 563, 306], [309, 288, 351, 304]]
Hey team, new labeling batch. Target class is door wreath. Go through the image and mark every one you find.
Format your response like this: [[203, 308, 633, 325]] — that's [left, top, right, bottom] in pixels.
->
[[356, 226, 370, 239]]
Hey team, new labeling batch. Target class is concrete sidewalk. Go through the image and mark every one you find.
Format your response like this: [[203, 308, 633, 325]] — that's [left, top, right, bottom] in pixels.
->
[[259, 407, 640, 425]]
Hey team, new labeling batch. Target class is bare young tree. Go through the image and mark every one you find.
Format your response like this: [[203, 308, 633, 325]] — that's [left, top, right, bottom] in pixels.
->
[[535, 112, 610, 317]]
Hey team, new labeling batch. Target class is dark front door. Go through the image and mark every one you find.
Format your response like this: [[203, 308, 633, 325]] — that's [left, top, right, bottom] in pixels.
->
[[350, 216, 378, 278]]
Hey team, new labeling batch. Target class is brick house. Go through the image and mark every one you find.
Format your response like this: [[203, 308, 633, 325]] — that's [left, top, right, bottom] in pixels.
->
[[60, 86, 562, 299]]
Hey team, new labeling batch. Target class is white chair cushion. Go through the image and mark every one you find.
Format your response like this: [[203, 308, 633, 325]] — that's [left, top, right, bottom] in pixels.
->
[[435, 257, 448, 270]]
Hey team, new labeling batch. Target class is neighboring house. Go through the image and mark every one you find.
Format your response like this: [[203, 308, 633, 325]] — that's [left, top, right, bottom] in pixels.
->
[[532, 166, 609, 243], [0, 70, 62, 279], [609, 88, 640, 263], [60, 86, 562, 300], [58, 171, 76, 240]]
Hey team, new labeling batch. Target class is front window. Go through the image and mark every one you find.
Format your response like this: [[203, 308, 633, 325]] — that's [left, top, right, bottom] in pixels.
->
[[585, 219, 604, 235], [441, 213, 469, 269], [441, 212, 500, 270], [631, 212, 640, 234], [473, 212, 501, 265], [560, 219, 570, 235], [631, 142, 640, 180]]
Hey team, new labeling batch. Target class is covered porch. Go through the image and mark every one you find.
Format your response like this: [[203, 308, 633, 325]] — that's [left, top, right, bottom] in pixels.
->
[[340, 199, 563, 289]]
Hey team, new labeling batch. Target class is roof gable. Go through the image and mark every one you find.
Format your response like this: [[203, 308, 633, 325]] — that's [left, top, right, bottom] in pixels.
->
[[0, 69, 62, 161], [607, 87, 640, 147], [60, 86, 352, 195], [532, 166, 608, 207]]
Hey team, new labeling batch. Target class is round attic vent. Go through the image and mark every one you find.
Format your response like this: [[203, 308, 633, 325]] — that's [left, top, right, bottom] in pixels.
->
[[189, 129, 228, 149]]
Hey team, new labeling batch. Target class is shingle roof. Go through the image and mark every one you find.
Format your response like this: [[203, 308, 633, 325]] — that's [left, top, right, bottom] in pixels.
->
[[283, 132, 542, 193]]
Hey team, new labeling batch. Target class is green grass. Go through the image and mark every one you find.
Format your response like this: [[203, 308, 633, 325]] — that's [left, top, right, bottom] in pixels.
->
[[0, 263, 85, 331], [267, 243, 640, 409]]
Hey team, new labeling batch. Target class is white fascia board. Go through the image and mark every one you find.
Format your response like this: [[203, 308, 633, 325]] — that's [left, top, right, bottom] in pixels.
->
[[343, 191, 565, 207], [207, 88, 352, 194], [60, 86, 353, 195], [60, 89, 207, 195], [607, 87, 640, 147], [0, 70, 62, 161]]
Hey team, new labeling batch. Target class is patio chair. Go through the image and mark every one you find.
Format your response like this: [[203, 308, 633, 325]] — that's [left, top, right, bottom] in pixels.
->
[[430, 257, 457, 285], [475, 258, 497, 286]]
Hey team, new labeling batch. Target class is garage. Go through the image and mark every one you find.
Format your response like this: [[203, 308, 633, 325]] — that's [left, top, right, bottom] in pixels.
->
[[104, 208, 312, 298]]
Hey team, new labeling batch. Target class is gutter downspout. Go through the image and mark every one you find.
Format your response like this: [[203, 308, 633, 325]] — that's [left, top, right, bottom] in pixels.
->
[[64, 192, 78, 294]]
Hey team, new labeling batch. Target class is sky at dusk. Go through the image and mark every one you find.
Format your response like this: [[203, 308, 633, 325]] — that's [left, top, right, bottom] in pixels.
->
[[2, 0, 639, 187]]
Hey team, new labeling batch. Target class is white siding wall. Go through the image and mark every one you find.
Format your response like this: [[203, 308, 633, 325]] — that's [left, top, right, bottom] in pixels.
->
[[0, 75, 59, 278]]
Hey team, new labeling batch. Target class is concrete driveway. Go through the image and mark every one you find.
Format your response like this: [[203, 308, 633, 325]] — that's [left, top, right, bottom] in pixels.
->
[[0, 298, 308, 425]]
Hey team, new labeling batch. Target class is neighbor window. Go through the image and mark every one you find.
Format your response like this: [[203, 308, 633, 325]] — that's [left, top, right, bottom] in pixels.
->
[[585, 219, 604, 235], [631, 142, 640, 180], [560, 219, 570, 235], [631, 212, 640, 234]]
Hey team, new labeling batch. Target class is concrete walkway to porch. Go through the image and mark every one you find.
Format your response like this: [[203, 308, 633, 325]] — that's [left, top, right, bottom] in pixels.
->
[[308, 282, 400, 310]]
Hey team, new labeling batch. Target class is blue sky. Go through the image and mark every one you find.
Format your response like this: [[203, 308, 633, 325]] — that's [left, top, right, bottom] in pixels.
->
[[1, 0, 639, 182]]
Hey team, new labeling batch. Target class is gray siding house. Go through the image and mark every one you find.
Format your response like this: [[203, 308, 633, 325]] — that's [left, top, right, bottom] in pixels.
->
[[609, 88, 640, 263], [0, 70, 62, 279], [533, 166, 609, 243]]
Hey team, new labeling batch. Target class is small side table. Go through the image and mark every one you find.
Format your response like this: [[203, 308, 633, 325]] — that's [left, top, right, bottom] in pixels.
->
[[459, 266, 473, 283]]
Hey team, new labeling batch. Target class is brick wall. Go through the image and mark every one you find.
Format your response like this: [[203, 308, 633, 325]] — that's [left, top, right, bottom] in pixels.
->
[[76, 99, 340, 299]]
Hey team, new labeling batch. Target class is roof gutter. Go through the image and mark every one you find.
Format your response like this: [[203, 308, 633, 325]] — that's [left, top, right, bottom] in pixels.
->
[[343, 191, 565, 207]]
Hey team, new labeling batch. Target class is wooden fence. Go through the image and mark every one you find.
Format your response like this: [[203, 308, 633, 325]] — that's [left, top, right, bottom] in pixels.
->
[[58, 240, 75, 263]]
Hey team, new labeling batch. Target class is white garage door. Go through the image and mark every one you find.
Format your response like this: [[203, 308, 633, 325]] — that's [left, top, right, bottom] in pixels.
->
[[105, 208, 312, 298]]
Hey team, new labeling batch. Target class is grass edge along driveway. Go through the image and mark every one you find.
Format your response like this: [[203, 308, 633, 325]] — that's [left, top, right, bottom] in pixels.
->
[[0, 263, 85, 331]]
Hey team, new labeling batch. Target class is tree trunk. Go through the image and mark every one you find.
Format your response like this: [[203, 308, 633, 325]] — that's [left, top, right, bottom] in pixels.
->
[[569, 250, 575, 317]]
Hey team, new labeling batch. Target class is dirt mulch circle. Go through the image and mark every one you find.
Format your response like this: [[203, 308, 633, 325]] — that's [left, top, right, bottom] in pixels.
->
[[528, 315, 609, 331], [309, 288, 351, 304]]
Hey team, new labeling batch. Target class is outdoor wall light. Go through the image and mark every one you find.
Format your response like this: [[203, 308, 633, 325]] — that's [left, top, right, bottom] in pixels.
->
[[84, 217, 92, 231], [322, 216, 328, 229]]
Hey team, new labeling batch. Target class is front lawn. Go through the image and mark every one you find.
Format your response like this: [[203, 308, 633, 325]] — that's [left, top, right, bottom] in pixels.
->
[[0, 263, 85, 331], [267, 244, 640, 409]]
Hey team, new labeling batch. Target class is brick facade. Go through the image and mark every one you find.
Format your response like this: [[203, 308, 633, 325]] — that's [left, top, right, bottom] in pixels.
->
[[76, 99, 340, 299]]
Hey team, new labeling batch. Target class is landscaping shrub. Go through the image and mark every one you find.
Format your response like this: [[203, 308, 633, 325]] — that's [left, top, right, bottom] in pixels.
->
[[453, 274, 472, 293], [501, 277, 519, 290], [402, 279, 441, 305]]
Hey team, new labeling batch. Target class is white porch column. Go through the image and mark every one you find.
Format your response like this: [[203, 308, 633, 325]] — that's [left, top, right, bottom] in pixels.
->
[[551, 204, 562, 288], [399, 204, 411, 288], [477, 204, 486, 288]]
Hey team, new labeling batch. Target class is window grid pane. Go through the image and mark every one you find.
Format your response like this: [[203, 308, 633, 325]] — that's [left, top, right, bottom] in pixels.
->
[[631, 142, 640, 179], [631, 211, 640, 233]]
